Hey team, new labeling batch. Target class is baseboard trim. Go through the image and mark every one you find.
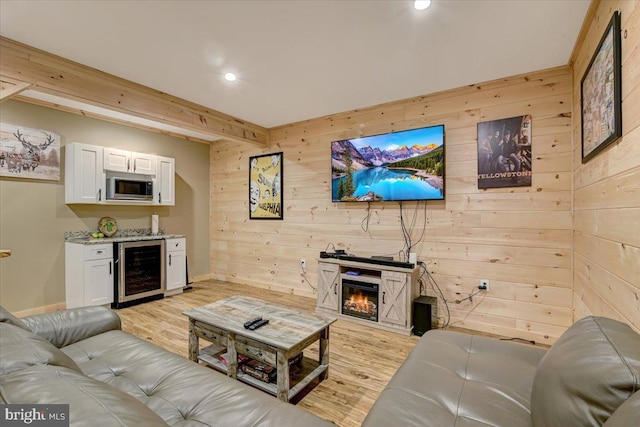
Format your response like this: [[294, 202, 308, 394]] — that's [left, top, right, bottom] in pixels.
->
[[13, 302, 66, 318], [209, 274, 316, 300], [191, 274, 213, 282]]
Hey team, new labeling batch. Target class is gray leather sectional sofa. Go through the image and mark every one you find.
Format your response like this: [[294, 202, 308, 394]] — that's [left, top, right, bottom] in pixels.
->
[[362, 315, 640, 427], [0, 305, 333, 427], [2, 304, 639, 427]]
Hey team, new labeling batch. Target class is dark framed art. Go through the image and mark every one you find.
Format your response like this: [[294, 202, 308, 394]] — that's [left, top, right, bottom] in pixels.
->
[[249, 152, 283, 220], [581, 10, 622, 163]]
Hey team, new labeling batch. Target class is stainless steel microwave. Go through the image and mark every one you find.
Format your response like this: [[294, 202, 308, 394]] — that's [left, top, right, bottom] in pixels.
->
[[107, 177, 153, 201]]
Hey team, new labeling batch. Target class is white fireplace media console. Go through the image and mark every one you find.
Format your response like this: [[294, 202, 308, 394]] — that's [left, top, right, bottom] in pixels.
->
[[316, 258, 419, 336]]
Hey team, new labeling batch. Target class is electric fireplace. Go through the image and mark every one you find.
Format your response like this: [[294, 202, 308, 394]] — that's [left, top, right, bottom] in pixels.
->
[[342, 279, 378, 322]]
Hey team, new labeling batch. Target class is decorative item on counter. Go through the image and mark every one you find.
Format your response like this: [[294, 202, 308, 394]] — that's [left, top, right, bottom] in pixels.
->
[[151, 213, 159, 235], [98, 217, 118, 237]]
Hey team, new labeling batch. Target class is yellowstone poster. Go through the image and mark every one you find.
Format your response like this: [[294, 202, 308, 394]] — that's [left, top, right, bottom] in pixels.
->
[[249, 152, 283, 220], [477, 115, 532, 189]]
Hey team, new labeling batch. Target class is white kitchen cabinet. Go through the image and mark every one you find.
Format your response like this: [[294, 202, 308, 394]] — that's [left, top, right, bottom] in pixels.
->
[[65, 143, 175, 206], [156, 156, 175, 206], [165, 237, 186, 295], [65, 143, 106, 204], [65, 243, 114, 308], [104, 147, 156, 175]]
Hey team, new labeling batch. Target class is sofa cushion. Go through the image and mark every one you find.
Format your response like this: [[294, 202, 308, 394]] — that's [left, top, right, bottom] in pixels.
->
[[0, 323, 81, 376], [0, 364, 168, 426], [20, 306, 122, 348], [602, 390, 640, 427], [362, 329, 547, 427], [0, 305, 30, 331], [61, 329, 333, 427], [531, 316, 640, 427]]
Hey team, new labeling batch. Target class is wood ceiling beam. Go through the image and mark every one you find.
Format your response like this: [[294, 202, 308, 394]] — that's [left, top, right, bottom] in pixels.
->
[[0, 78, 32, 102], [0, 37, 268, 146]]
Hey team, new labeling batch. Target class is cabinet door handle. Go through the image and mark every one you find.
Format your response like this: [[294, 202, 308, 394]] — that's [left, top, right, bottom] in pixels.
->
[[159, 192, 162, 203], [169, 254, 172, 266], [127, 158, 130, 171], [97, 250, 103, 254], [133, 158, 137, 172], [109, 261, 112, 275], [334, 283, 338, 295], [98, 188, 102, 201], [382, 291, 386, 304]]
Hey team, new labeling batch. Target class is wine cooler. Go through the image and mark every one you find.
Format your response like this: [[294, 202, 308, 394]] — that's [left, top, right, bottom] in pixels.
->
[[113, 240, 165, 308]]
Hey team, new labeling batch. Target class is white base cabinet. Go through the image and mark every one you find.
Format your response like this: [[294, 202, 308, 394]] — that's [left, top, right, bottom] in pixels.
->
[[65, 243, 114, 308], [165, 237, 186, 295]]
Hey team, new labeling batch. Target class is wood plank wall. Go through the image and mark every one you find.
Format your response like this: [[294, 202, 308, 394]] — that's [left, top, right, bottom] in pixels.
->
[[571, 0, 640, 332], [211, 65, 573, 344]]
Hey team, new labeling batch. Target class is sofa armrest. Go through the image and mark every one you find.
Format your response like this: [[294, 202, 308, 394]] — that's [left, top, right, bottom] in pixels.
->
[[20, 306, 121, 348]]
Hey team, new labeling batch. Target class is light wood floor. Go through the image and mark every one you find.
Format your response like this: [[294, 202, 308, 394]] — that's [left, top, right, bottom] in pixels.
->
[[115, 279, 519, 427]]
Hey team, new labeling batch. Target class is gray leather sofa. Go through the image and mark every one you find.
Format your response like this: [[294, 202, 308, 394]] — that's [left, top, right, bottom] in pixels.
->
[[0, 305, 333, 427], [362, 316, 640, 427]]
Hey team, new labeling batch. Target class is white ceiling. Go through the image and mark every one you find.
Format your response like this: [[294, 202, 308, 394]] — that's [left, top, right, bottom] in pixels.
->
[[0, 0, 590, 129]]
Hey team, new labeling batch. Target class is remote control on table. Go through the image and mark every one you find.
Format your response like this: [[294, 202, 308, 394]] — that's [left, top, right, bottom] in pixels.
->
[[248, 318, 269, 330], [243, 317, 263, 329]]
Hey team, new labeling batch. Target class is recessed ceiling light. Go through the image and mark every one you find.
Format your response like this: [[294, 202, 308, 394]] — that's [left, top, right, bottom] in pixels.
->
[[414, 0, 431, 10], [224, 72, 237, 82]]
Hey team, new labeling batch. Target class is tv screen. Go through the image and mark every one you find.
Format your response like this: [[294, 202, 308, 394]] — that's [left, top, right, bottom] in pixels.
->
[[331, 124, 445, 202]]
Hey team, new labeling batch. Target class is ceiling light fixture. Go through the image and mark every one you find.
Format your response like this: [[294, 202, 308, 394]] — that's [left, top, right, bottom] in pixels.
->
[[224, 72, 237, 82], [414, 0, 431, 10]]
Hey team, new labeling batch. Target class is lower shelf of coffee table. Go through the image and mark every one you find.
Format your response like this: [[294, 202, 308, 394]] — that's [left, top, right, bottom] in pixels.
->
[[197, 344, 325, 399]]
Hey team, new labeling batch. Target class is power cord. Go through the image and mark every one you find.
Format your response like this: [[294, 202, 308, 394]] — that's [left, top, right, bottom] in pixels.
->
[[361, 202, 372, 232], [454, 289, 482, 304], [300, 263, 316, 293], [417, 261, 450, 329]]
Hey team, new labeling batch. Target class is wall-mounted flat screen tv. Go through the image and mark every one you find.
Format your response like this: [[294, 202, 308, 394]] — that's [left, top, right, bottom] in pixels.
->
[[331, 124, 445, 202]]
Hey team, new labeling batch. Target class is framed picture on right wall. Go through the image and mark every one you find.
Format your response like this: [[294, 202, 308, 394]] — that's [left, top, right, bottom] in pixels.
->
[[581, 10, 622, 163]]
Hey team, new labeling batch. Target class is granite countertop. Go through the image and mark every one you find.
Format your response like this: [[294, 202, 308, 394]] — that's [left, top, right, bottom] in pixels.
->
[[64, 228, 185, 245]]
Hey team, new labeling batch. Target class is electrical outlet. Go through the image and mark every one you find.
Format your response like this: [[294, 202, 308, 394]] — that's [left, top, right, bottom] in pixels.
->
[[479, 279, 489, 291], [300, 259, 306, 269]]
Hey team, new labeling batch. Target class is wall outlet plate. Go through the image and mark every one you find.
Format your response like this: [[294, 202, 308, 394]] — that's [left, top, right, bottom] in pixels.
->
[[479, 279, 489, 290], [301, 259, 306, 269]]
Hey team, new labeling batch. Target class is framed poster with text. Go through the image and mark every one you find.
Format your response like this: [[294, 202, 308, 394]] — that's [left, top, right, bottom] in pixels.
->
[[249, 152, 283, 220], [477, 115, 532, 189]]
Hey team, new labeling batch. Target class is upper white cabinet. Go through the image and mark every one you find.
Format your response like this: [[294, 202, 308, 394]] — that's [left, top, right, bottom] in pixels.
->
[[156, 156, 175, 206], [132, 152, 156, 175], [65, 143, 174, 206], [65, 143, 106, 204], [104, 147, 156, 175]]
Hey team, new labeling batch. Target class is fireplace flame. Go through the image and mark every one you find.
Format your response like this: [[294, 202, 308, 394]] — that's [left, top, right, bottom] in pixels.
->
[[344, 291, 377, 316], [349, 294, 368, 310]]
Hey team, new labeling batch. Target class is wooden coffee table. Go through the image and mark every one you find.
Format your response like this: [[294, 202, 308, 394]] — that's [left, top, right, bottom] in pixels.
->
[[184, 296, 336, 402]]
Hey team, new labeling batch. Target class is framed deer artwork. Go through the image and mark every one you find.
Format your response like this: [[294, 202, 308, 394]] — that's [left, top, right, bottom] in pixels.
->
[[0, 123, 61, 181]]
